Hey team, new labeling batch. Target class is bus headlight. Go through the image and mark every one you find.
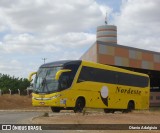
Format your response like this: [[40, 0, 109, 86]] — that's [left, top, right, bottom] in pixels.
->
[[50, 94, 61, 99], [32, 94, 61, 100]]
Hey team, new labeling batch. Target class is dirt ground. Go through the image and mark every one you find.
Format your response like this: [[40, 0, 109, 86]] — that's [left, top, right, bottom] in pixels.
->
[[0, 94, 49, 110], [32, 110, 160, 124], [32, 110, 160, 133]]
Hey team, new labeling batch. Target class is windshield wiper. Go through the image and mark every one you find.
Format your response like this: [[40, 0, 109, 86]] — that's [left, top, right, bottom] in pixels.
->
[[78, 79, 86, 83]]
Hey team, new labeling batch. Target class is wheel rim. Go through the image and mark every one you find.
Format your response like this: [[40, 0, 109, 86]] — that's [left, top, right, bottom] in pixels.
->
[[51, 107, 60, 112]]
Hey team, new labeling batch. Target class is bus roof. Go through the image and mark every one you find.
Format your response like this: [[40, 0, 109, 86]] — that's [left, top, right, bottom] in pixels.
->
[[40, 60, 82, 68], [40, 60, 149, 78]]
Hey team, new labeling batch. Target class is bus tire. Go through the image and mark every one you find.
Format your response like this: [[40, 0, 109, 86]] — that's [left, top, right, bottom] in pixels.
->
[[74, 97, 85, 113], [51, 107, 61, 113], [104, 109, 115, 113], [123, 101, 134, 113]]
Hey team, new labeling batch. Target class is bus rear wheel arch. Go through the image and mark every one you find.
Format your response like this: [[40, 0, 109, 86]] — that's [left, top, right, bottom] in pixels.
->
[[74, 97, 85, 113], [123, 100, 135, 113]]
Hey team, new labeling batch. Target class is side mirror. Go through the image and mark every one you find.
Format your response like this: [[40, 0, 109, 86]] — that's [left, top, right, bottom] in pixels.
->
[[28, 72, 37, 82], [55, 69, 71, 80]]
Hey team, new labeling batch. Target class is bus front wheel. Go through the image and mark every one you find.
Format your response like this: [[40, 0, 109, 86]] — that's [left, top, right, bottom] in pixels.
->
[[51, 107, 61, 113], [74, 97, 85, 113]]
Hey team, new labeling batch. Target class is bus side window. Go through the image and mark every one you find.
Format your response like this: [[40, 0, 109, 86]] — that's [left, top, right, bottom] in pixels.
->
[[115, 74, 119, 84], [58, 73, 70, 90]]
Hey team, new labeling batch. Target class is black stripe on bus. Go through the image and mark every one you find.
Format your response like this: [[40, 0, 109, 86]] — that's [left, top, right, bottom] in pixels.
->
[[77, 66, 149, 88]]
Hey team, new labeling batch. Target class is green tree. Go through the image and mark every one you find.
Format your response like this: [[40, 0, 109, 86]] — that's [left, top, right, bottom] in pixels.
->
[[0, 73, 30, 94]]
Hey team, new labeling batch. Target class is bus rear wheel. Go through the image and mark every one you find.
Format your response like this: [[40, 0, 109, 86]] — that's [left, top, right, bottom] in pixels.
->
[[51, 107, 61, 113], [74, 97, 85, 113], [123, 101, 134, 113], [104, 109, 115, 113]]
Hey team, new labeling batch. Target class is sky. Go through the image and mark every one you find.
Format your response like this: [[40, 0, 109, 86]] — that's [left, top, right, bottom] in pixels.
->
[[0, 0, 160, 78]]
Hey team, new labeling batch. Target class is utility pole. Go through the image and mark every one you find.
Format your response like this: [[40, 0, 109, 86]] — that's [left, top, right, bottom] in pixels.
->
[[105, 12, 108, 24], [42, 58, 47, 64]]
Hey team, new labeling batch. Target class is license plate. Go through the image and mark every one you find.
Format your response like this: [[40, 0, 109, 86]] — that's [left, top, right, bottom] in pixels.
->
[[40, 102, 45, 105]]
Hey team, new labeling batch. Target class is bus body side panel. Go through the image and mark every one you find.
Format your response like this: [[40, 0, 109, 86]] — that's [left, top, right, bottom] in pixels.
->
[[140, 87, 150, 109], [72, 82, 150, 110], [69, 61, 150, 110], [71, 82, 106, 108]]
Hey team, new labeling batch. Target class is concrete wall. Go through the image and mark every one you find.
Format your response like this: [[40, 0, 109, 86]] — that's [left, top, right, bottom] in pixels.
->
[[80, 43, 98, 62]]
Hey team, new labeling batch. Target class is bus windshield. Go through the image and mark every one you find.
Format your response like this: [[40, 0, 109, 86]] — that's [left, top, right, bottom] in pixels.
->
[[33, 66, 62, 94]]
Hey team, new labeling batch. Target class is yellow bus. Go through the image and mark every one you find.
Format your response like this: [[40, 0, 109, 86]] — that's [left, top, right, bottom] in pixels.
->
[[29, 60, 150, 113]]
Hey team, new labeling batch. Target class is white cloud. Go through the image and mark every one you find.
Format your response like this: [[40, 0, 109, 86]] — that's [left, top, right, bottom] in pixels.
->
[[53, 32, 96, 48], [113, 0, 160, 51], [0, 0, 107, 54], [99, 5, 112, 17], [0, 59, 22, 77], [1, 32, 95, 54], [0, 0, 111, 78], [1, 0, 108, 34], [1, 33, 41, 53]]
